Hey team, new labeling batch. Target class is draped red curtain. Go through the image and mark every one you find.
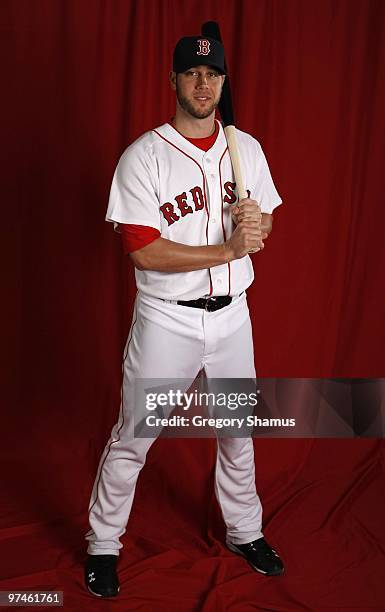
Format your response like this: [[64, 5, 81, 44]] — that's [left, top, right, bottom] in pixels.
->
[[1, 1, 384, 609]]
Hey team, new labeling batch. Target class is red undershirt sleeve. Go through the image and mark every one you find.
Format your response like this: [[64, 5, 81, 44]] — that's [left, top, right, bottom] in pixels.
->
[[119, 224, 161, 255]]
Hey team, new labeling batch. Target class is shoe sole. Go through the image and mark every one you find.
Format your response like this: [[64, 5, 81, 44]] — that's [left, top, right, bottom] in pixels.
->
[[226, 542, 284, 576], [87, 585, 120, 598]]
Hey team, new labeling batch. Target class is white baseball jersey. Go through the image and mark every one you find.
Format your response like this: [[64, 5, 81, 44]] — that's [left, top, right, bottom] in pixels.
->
[[106, 120, 282, 301]]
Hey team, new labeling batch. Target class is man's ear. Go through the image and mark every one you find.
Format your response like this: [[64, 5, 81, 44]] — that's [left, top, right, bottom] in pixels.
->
[[169, 71, 177, 90]]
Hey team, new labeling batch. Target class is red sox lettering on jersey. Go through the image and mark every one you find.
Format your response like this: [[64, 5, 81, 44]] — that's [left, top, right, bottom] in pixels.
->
[[159, 182, 248, 226], [106, 120, 282, 301]]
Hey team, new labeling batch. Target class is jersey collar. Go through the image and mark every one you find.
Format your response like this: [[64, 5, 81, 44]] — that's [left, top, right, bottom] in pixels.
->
[[155, 119, 228, 162]]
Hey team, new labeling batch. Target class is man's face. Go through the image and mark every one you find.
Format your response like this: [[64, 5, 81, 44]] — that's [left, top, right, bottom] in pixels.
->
[[171, 65, 225, 119]]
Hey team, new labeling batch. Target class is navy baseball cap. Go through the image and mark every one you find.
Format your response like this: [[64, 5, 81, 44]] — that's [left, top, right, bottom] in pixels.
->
[[173, 36, 226, 74]]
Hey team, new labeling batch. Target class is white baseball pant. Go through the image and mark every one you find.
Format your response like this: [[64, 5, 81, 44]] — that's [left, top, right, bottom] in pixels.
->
[[85, 291, 263, 555]]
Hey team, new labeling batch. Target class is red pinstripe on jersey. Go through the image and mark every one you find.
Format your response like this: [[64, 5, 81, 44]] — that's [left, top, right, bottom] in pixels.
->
[[219, 147, 231, 296]]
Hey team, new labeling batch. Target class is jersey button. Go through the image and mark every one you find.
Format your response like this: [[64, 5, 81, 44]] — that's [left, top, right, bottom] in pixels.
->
[[211, 218, 216, 224]]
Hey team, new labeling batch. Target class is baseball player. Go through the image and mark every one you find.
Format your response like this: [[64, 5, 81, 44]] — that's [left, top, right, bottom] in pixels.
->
[[84, 35, 284, 598]]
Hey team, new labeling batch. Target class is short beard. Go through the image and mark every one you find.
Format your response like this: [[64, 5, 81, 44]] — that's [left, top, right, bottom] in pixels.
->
[[176, 81, 220, 119]]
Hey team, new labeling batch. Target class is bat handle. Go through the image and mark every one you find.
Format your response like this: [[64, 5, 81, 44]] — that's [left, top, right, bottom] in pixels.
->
[[223, 125, 248, 201], [224, 125, 261, 253]]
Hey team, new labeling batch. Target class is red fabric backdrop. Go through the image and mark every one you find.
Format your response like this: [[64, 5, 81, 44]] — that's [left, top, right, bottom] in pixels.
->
[[1, 1, 384, 610]]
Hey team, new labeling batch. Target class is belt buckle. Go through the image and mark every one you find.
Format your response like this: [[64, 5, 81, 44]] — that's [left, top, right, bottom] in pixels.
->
[[205, 297, 218, 312], [205, 297, 212, 312]]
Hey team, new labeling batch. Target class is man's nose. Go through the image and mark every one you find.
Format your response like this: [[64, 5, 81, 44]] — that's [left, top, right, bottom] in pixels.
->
[[196, 73, 209, 87]]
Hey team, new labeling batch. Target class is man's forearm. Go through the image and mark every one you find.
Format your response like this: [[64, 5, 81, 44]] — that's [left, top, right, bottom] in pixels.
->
[[130, 217, 263, 272], [130, 237, 232, 272], [261, 213, 273, 237]]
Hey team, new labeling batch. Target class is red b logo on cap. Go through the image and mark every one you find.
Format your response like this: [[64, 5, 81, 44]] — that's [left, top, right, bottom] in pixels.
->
[[197, 39, 210, 55]]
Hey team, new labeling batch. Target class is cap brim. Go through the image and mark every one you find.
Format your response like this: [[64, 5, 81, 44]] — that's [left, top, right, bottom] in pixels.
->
[[175, 62, 226, 75]]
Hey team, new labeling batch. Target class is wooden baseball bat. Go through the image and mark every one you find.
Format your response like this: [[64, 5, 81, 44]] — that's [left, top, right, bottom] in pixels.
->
[[201, 21, 248, 200]]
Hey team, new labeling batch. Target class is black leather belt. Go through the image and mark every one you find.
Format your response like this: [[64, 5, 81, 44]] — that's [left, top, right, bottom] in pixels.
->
[[177, 295, 233, 312]]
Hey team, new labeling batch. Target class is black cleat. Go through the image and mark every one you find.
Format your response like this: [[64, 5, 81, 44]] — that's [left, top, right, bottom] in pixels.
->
[[227, 537, 285, 576], [84, 554, 120, 597]]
